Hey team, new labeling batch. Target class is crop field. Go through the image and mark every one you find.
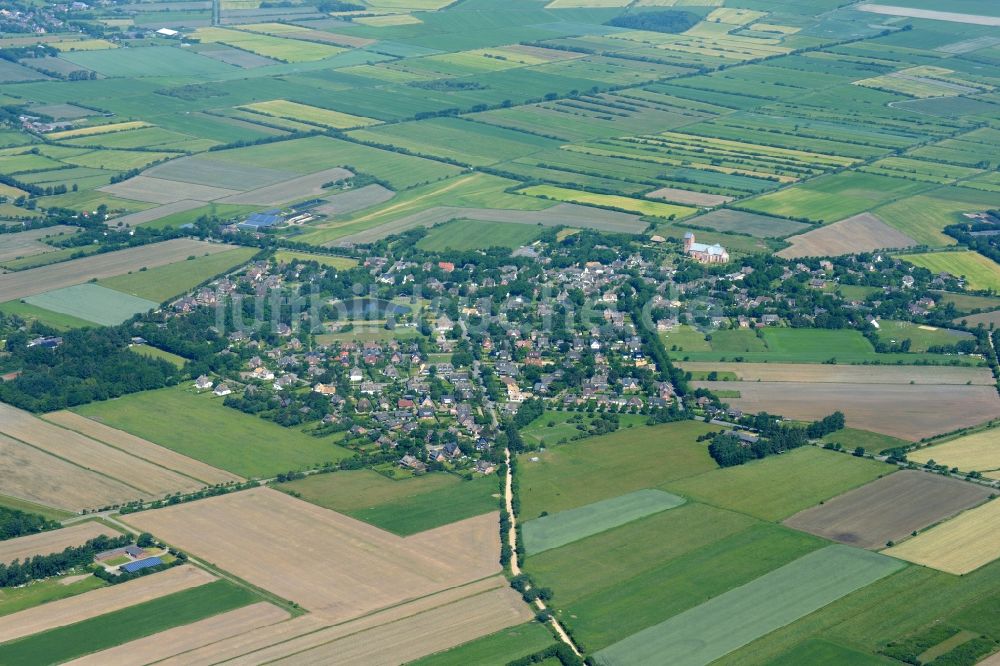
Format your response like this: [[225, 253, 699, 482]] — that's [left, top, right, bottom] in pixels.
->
[[272, 250, 357, 269], [192, 27, 343, 62], [697, 379, 1000, 441], [908, 426, 1000, 478], [124, 488, 501, 621], [682, 209, 808, 238], [46, 121, 151, 140], [0, 522, 116, 566], [0, 579, 257, 666], [23, 283, 159, 326], [238, 99, 379, 130], [277, 470, 499, 535], [680, 361, 996, 385], [43, 410, 241, 485], [0, 565, 216, 645], [416, 219, 544, 251], [646, 187, 732, 207], [898, 251, 1000, 292], [593, 546, 903, 666], [74, 385, 350, 478], [665, 447, 891, 522], [215, 167, 355, 206], [875, 320, 974, 352], [96, 247, 256, 302], [783, 470, 991, 549], [409, 622, 556, 666], [522, 489, 685, 555], [0, 239, 236, 302], [518, 185, 696, 219], [100, 176, 241, 204], [0, 402, 207, 500], [517, 421, 717, 519], [778, 212, 918, 258], [0, 225, 77, 263], [885, 499, 1000, 574], [313, 184, 395, 218]]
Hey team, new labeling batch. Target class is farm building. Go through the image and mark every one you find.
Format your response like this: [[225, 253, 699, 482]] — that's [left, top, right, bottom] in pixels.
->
[[684, 233, 729, 264], [121, 556, 163, 573], [237, 211, 283, 232], [95, 544, 145, 562]]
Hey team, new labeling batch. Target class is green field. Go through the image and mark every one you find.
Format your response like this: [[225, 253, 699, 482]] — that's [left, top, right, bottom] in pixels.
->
[[875, 320, 974, 352], [410, 622, 556, 666], [821, 428, 911, 455], [416, 219, 544, 252], [0, 494, 74, 521], [0, 579, 257, 665], [277, 470, 499, 535], [517, 421, 718, 519], [899, 251, 1000, 293], [129, 343, 188, 367], [519, 185, 696, 219], [272, 250, 357, 269], [74, 386, 350, 478], [593, 546, 904, 666], [24, 283, 159, 326], [664, 446, 893, 521], [98, 247, 257, 302], [522, 489, 685, 555], [768, 639, 893, 666], [0, 299, 98, 330], [0, 575, 106, 618], [519, 411, 649, 447]]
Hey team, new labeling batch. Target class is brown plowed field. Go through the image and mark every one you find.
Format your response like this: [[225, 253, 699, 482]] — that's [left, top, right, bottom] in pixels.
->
[[63, 602, 289, 666], [123, 488, 501, 621], [0, 239, 237, 301], [778, 212, 918, 258], [0, 565, 215, 643], [680, 362, 996, 385], [0, 522, 117, 565], [44, 411, 242, 485], [784, 470, 992, 549]]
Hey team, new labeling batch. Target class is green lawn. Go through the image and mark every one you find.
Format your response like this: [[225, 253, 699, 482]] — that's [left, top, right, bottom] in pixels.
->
[[664, 446, 893, 521], [416, 219, 543, 252], [593, 546, 904, 666], [875, 320, 974, 352], [0, 575, 105, 618], [661, 325, 712, 352], [522, 489, 685, 555], [519, 411, 648, 448], [129, 343, 187, 368], [0, 299, 97, 330], [0, 579, 257, 665], [821, 428, 911, 455], [277, 470, 500, 535], [517, 421, 718, 519], [898, 251, 1000, 293], [98, 247, 257, 303], [409, 622, 556, 666], [74, 386, 350, 478], [709, 329, 767, 353]]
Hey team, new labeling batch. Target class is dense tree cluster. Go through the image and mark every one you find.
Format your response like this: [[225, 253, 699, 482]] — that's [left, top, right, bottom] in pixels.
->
[[709, 411, 846, 467], [606, 10, 699, 33], [0, 534, 130, 587], [0, 507, 59, 541]]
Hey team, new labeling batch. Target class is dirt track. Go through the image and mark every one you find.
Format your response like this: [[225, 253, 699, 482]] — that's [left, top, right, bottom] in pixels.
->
[[784, 470, 991, 549], [0, 522, 116, 565], [123, 488, 501, 621], [0, 565, 215, 644], [0, 239, 236, 301]]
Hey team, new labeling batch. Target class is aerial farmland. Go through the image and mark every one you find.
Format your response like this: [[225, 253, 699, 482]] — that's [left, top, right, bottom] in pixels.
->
[[3, 0, 1000, 663]]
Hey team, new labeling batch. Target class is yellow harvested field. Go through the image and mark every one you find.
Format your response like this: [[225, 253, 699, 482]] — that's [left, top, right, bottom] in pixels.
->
[[353, 14, 423, 26], [124, 488, 501, 622], [884, 499, 1000, 574], [47, 121, 150, 140], [678, 362, 997, 385], [43, 411, 241, 486], [0, 565, 215, 643], [240, 100, 379, 129], [50, 38, 118, 51], [778, 212, 918, 259], [211, 577, 514, 665], [156, 615, 330, 666], [908, 427, 1000, 473], [0, 433, 141, 512], [0, 522, 117, 565], [0, 238, 237, 302], [270, 586, 532, 665], [0, 403, 203, 498], [707, 7, 766, 24], [63, 602, 290, 666]]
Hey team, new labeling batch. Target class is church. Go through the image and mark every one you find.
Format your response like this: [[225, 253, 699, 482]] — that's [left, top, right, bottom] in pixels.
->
[[683, 232, 729, 264]]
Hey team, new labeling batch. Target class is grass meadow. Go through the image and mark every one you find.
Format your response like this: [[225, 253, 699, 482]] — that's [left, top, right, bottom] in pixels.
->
[[416, 219, 544, 251], [898, 251, 1000, 293], [97, 247, 257, 302]]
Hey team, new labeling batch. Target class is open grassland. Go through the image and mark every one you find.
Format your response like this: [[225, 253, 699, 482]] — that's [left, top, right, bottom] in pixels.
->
[[679, 362, 997, 385], [0, 239, 236, 302], [0, 402, 206, 498], [682, 209, 807, 238], [783, 470, 991, 549], [0, 225, 77, 263], [73, 386, 350, 478], [0, 565, 216, 645], [874, 187, 1000, 247], [593, 546, 904, 666], [665, 447, 892, 521], [46, 121, 151, 140], [192, 27, 343, 62], [65, 602, 290, 666], [409, 622, 556, 666], [517, 421, 718, 519], [44, 410, 241, 485], [520, 411, 648, 448], [277, 470, 499, 535], [0, 522, 116, 566], [128, 343, 187, 367], [23, 283, 159, 326], [778, 212, 918, 258], [885, 499, 1000, 574], [239, 99, 378, 129], [272, 250, 357, 269], [523, 489, 685, 555], [898, 251, 1000, 292], [876, 320, 974, 352], [0, 579, 256, 666], [909, 426, 1000, 476], [0, 575, 106, 619], [124, 488, 501, 622], [694, 380, 1000, 441], [97, 247, 256, 302], [519, 185, 696, 219], [416, 219, 544, 251]]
